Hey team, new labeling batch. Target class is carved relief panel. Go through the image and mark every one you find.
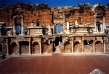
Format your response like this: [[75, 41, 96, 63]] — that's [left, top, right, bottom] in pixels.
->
[[30, 29, 43, 35]]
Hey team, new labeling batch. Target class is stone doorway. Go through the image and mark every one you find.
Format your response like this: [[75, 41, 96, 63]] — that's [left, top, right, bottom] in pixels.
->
[[54, 36, 62, 52], [55, 36, 62, 46], [96, 21, 102, 32], [54, 24, 63, 34]]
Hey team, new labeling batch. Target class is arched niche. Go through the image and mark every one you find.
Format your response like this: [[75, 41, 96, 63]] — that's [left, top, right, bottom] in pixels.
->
[[95, 40, 104, 52], [19, 41, 29, 54], [94, 5, 105, 16], [54, 24, 63, 34], [83, 40, 93, 52], [42, 39, 52, 54], [10, 42, 19, 55], [32, 42, 40, 54], [74, 40, 82, 53], [64, 39, 72, 53]]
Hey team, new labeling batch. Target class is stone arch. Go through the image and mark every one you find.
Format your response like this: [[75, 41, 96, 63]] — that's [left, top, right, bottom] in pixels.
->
[[93, 3, 105, 16], [95, 40, 104, 52], [32, 42, 40, 54], [54, 23, 63, 34], [10, 42, 19, 55], [64, 39, 72, 53], [84, 40, 93, 52], [19, 41, 29, 54], [42, 39, 52, 54], [74, 40, 82, 53]]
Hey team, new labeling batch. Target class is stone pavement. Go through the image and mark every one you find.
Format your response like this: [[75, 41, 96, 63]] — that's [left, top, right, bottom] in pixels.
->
[[0, 53, 109, 74]]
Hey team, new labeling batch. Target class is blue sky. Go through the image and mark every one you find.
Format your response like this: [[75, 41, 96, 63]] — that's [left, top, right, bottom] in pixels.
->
[[0, 0, 108, 6]]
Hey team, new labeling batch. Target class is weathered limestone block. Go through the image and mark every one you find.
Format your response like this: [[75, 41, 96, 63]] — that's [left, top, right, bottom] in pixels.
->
[[21, 45, 29, 54]]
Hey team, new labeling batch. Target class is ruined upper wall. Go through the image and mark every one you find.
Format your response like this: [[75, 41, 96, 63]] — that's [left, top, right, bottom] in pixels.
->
[[0, 2, 109, 27]]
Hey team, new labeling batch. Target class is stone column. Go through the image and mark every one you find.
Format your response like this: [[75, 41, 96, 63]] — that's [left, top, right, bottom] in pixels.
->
[[82, 40, 84, 53], [16, 42, 19, 55], [66, 22, 70, 34], [39, 42, 42, 54], [102, 17, 105, 33], [93, 40, 95, 53], [104, 39, 106, 53], [48, 26, 52, 35], [72, 40, 74, 53], [6, 39, 9, 55], [28, 41, 31, 55]]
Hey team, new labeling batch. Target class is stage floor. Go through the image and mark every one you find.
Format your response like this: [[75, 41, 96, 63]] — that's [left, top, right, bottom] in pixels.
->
[[0, 53, 109, 74]]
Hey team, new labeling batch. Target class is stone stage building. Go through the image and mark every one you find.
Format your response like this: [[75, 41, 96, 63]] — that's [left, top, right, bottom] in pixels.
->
[[0, 2, 109, 55]]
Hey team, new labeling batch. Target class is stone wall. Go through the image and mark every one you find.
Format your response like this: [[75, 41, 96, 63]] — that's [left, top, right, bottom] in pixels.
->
[[0, 3, 109, 28]]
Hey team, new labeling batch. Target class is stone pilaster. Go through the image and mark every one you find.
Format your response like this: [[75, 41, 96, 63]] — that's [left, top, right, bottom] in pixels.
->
[[72, 40, 74, 53], [15, 40, 19, 55], [82, 40, 84, 53], [5, 39, 9, 55], [39, 42, 42, 54], [104, 39, 106, 53], [28, 41, 31, 55], [93, 40, 95, 53]]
